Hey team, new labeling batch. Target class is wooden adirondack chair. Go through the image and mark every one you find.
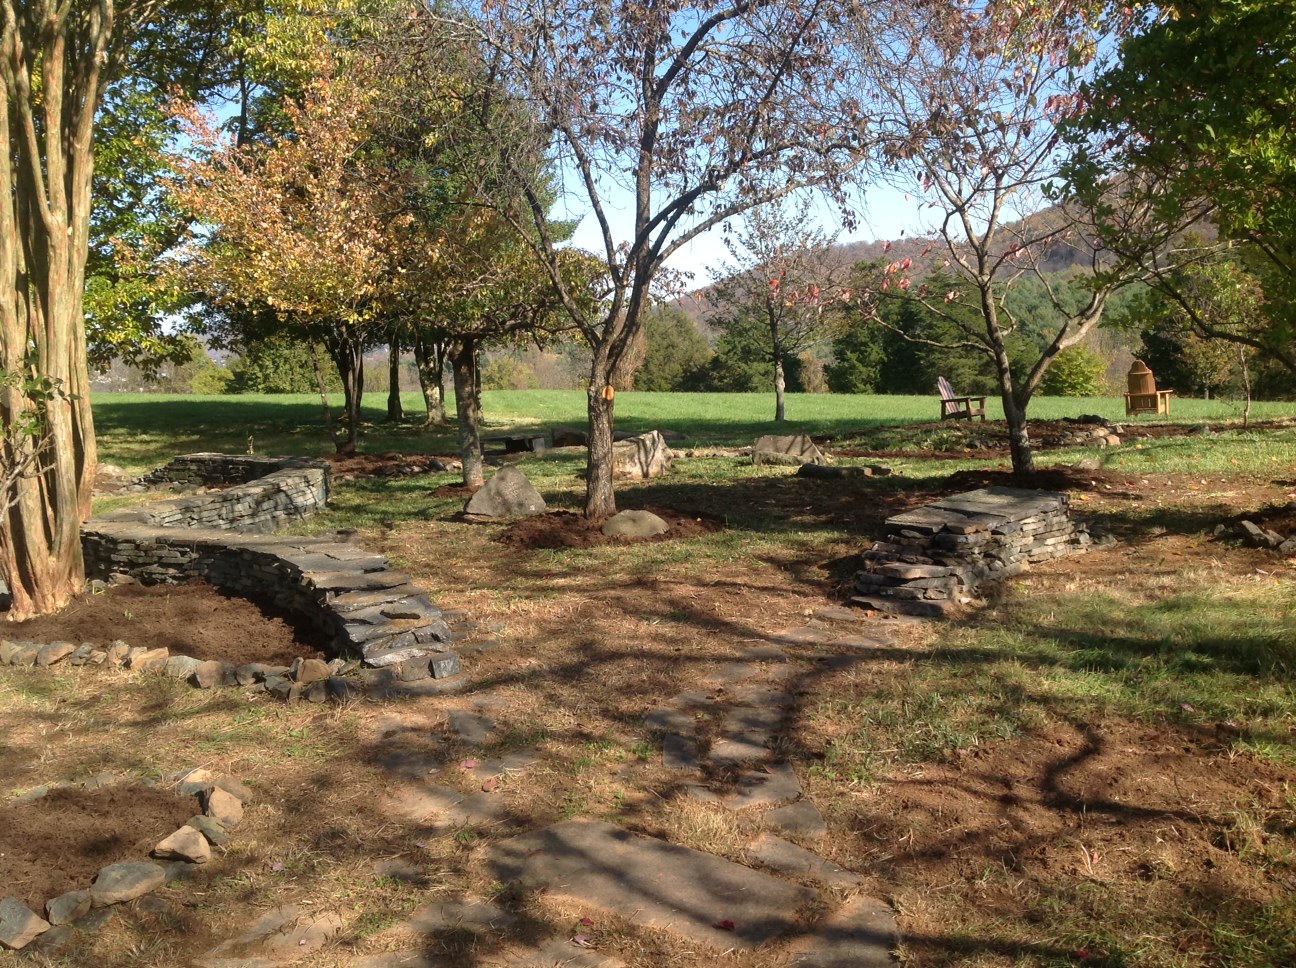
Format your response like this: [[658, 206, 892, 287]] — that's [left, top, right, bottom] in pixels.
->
[[938, 376, 987, 421]]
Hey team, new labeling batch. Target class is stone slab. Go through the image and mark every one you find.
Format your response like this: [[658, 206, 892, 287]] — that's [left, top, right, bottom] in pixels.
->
[[387, 782, 507, 827], [486, 820, 815, 950], [721, 762, 802, 811], [789, 896, 898, 968], [404, 898, 516, 935], [765, 801, 829, 840], [0, 896, 50, 950], [503, 938, 628, 967], [746, 833, 863, 889]]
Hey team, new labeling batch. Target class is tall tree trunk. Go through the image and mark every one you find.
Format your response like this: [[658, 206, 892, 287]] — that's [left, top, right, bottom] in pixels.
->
[[386, 340, 403, 422], [329, 335, 364, 453], [413, 334, 448, 426], [452, 338, 484, 487], [773, 358, 787, 422], [585, 353, 617, 520], [0, 0, 110, 619]]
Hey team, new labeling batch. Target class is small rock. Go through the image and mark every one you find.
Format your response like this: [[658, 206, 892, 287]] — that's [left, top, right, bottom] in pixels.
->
[[68, 643, 95, 666], [236, 662, 287, 685], [0, 640, 22, 665], [305, 680, 330, 703], [397, 655, 431, 682], [430, 654, 461, 679], [204, 787, 244, 828], [45, 891, 91, 927], [752, 434, 827, 467], [192, 659, 237, 689], [26, 923, 74, 954], [104, 641, 130, 669], [164, 655, 202, 680], [601, 510, 669, 538], [0, 896, 50, 950], [90, 862, 167, 907], [88, 649, 108, 665], [127, 647, 170, 673], [134, 896, 174, 916], [291, 657, 332, 684], [328, 677, 365, 701], [36, 642, 77, 667], [9, 644, 39, 667], [153, 825, 212, 864], [264, 674, 293, 700], [611, 430, 674, 480], [1278, 536, 1296, 555], [187, 814, 230, 846]]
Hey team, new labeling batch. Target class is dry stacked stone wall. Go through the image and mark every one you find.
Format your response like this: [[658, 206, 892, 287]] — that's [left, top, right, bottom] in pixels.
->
[[853, 487, 1094, 618], [80, 454, 458, 675]]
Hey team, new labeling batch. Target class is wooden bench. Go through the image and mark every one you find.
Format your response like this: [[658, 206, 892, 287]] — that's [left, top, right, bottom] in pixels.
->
[[481, 432, 548, 454], [938, 376, 987, 422]]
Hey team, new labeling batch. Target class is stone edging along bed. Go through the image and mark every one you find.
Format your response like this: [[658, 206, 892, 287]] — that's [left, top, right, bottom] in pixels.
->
[[0, 769, 250, 953], [1, 453, 461, 698]]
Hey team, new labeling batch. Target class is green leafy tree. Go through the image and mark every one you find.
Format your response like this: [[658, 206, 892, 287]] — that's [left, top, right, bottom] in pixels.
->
[[1039, 344, 1108, 396], [1066, 0, 1296, 375], [635, 305, 712, 392], [228, 337, 342, 394]]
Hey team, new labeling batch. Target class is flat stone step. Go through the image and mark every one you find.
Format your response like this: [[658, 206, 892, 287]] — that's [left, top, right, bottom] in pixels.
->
[[486, 820, 815, 950]]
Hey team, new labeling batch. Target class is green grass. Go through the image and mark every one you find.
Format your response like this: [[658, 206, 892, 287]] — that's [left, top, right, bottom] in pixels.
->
[[90, 389, 1295, 470]]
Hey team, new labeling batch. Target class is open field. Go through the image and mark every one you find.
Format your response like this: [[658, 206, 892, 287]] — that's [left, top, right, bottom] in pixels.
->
[[4, 393, 1296, 967], [90, 390, 1287, 472]]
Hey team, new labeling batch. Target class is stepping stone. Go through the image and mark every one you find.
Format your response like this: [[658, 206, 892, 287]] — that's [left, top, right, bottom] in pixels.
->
[[721, 762, 802, 811], [789, 896, 897, 968], [404, 898, 516, 934], [769, 626, 835, 645], [710, 700, 789, 767], [663, 733, 701, 771], [503, 937, 627, 967], [644, 691, 711, 732], [486, 820, 815, 950], [462, 749, 541, 784], [827, 633, 895, 649], [202, 904, 344, 963], [812, 606, 872, 624], [371, 858, 427, 886], [376, 749, 444, 780], [387, 782, 507, 828], [446, 709, 498, 745], [353, 953, 439, 968], [765, 801, 828, 840], [746, 833, 863, 889]]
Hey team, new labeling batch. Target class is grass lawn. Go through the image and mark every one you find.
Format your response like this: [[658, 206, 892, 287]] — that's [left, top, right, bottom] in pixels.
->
[[4, 391, 1295, 966]]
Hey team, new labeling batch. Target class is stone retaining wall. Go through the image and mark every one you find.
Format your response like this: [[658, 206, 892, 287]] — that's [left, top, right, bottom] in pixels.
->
[[853, 487, 1094, 618], [81, 454, 457, 673]]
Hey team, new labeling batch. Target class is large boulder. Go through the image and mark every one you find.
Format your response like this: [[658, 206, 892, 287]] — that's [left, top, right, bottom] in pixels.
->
[[612, 431, 673, 480], [752, 434, 828, 467], [464, 466, 547, 518]]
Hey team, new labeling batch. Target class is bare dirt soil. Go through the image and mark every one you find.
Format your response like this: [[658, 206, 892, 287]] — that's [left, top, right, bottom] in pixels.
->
[[0, 784, 195, 912], [497, 507, 726, 550], [4, 582, 327, 666]]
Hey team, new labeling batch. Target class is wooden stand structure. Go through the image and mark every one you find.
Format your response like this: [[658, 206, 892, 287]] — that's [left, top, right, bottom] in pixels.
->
[[1124, 361, 1173, 416]]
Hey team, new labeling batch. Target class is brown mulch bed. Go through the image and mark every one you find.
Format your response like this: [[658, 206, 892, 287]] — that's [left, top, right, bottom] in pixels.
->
[[498, 508, 725, 550], [5, 582, 327, 667], [0, 784, 195, 912]]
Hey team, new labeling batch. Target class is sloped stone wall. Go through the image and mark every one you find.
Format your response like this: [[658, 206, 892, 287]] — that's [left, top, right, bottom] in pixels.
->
[[81, 454, 456, 672]]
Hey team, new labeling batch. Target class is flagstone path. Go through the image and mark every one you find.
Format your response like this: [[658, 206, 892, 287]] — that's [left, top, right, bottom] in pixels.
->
[[201, 606, 904, 967]]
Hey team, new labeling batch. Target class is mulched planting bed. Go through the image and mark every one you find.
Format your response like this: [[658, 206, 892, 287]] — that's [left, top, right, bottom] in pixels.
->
[[498, 507, 724, 550], [4, 581, 327, 667], [0, 785, 194, 912]]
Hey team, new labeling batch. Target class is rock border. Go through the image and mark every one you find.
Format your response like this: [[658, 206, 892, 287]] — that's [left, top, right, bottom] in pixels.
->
[[0, 768, 251, 953], [0, 634, 463, 703], [79, 453, 460, 673]]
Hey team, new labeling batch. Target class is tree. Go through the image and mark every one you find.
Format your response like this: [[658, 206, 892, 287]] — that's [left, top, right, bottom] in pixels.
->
[[1039, 344, 1108, 396], [845, 0, 1179, 473], [1066, 0, 1296, 375], [444, 0, 868, 517], [636, 304, 712, 392], [0, 0, 240, 619], [227, 336, 343, 394], [708, 200, 845, 420], [172, 62, 406, 452]]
